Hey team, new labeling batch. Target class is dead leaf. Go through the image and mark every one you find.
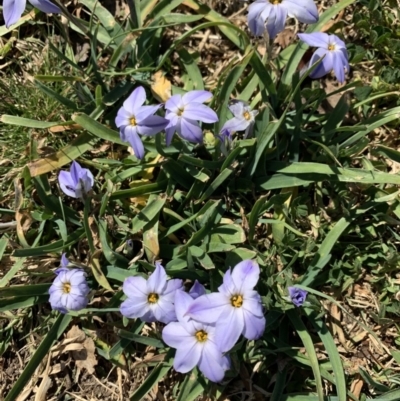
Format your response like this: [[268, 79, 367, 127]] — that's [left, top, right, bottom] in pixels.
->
[[65, 326, 98, 377], [151, 71, 172, 102], [274, 28, 294, 49], [48, 124, 82, 133], [73, 337, 98, 376]]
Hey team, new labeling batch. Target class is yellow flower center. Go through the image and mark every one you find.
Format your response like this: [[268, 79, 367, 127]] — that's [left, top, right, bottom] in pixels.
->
[[328, 43, 336, 51], [195, 330, 208, 342], [130, 117, 137, 126], [272, 0, 282, 3], [62, 283, 71, 294], [147, 293, 159, 304], [231, 294, 243, 308], [177, 108, 184, 116], [243, 111, 251, 121]]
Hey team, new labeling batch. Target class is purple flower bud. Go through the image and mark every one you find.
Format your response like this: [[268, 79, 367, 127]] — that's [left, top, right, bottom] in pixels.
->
[[187, 260, 266, 353], [162, 290, 230, 382], [49, 258, 90, 314], [298, 32, 350, 83], [115, 86, 168, 160], [288, 286, 308, 307], [3, 0, 60, 28], [164, 90, 219, 146], [188, 280, 206, 299], [120, 262, 183, 324], [58, 161, 94, 200], [248, 0, 318, 38]]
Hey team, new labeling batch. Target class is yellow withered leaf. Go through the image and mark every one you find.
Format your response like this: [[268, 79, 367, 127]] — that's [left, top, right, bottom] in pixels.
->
[[151, 71, 172, 103]]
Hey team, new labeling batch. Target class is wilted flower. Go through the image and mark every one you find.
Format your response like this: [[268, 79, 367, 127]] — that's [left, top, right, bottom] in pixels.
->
[[115, 86, 168, 159], [49, 255, 90, 314], [221, 100, 258, 139], [162, 290, 230, 382], [187, 260, 265, 353], [120, 262, 183, 324], [288, 286, 308, 307], [164, 90, 218, 145], [248, 0, 318, 38], [3, 0, 60, 28], [58, 161, 94, 200], [189, 280, 206, 299], [298, 32, 350, 83]]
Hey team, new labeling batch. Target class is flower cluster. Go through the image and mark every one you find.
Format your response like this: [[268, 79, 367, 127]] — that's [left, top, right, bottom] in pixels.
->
[[115, 86, 218, 160], [119, 260, 265, 382], [247, 0, 350, 83]]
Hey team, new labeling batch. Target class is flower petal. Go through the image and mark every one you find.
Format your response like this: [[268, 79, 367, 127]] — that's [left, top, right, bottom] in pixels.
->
[[214, 307, 244, 352], [248, 1, 271, 36], [115, 107, 132, 129], [173, 339, 201, 373], [152, 297, 177, 324], [243, 291, 264, 317], [165, 94, 183, 113], [298, 32, 329, 49], [228, 100, 245, 117], [123, 86, 146, 114], [147, 262, 167, 294], [284, 0, 318, 24], [266, 5, 287, 38], [183, 103, 218, 123], [29, 0, 60, 13], [120, 298, 150, 319], [174, 290, 194, 323], [198, 343, 227, 382], [187, 293, 229, 324], [124, 126, 145, 160], [189, 280, 206, 299], [231, 259, 260, 292], [58, 171, 77, 198], [221, 117, 249, 133], [70, 161, 83, 185], [135, 104, 162, 122], [309, 48, 332, 79], [242, 309, 266, 340], [123, 276, 148, 297], [137, 115, 168, 136], [3, 0, 26, 27], [182, 90, 212, 105], [162, 322, 193, 348], [179, 118, 203, 143]]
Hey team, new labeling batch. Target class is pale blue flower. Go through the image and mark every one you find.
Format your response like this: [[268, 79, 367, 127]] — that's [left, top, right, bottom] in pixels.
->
[[49, 256, 90, 314], [58, 161, 94, 200], [115, 86, 168, 159], [164, 91, 218, 145], [298, 32, 350, 83], [288, 286, 308, 307], [187, 260, 266, 353], [220, 100, 258, 138], [120, 262, 183, 324], [248, 0, 318, 38], [162, 290, 230, 382]]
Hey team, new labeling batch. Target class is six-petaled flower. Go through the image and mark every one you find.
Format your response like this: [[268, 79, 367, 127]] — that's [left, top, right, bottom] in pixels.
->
[[248, 0, 318, 38], [186, 260, 266, 353], [288, 286, 308, 307], [220, 100, 258, 139], [115, 86, 168, 160], [164, 90, 219, 145], [298, 32, 350, 83], [49, 255, 90, 314], [3, 0, 60, 28], [162, 290, 230, 382], [58, 161, 94, 200], [120, 262, 183, 324]]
